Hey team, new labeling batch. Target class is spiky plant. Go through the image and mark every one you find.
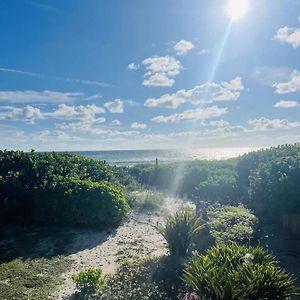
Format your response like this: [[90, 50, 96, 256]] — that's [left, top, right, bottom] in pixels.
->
[[183, 243, 300, 300], [157, 208, 204, 256]]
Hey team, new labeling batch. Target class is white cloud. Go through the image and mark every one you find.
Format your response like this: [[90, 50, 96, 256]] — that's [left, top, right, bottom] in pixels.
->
[[57, 119, 106, 133], [142, 56, 182, 87], [0, 90, 83, 103], [209, 120, 230, 127], [59, 120, 139, 136], [273, 26, 300, 48], [152, 106, 228, 123], [126, 100, 139, 106], [145, 77, 244, 108], [143, 73, 175, 87], [198, 49, 209, 55], [47, 104, 105, 120], [53, 104, 107, 134], [85, 93, 102, 100], [0, 105, 43, 123], [247, 117, 300, 131], [273, 70, 300, 94], [252, 67, 292, 87], [0, 103, 106, 124], [33, 130, 80, 142], [173, 40, 194, 55], [111, 120, 121, 126], [143, 56, 182, 76], [131, 122, 147, 129], [170, 125, 246, 138], [104, 99, 124, 113], [128, 63, 140, 70], [274, 100, 299, 108]]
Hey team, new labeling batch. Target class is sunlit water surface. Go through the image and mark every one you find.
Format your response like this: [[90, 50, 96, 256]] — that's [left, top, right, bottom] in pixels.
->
[[72, 147, 259, 166]]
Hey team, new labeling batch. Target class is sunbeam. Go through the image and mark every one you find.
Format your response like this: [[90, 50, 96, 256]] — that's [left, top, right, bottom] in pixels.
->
[[169, 21, 233, 198]]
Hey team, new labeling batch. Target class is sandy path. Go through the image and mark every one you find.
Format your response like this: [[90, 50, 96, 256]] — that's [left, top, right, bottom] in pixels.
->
[[53, 196, 185, 300]]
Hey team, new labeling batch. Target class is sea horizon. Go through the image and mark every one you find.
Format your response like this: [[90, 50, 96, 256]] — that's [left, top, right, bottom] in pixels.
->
[[67, 147, 261, 166]]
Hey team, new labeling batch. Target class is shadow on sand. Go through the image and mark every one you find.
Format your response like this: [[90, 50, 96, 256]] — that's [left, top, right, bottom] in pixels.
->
[[0, 225, 118, 263]]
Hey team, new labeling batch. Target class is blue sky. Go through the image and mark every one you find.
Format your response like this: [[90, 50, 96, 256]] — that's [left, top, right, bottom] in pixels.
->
[[0, 0, 300, 151]]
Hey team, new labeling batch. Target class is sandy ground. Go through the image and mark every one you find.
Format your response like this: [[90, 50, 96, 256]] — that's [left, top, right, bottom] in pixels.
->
[[52, 196, 186, 300]]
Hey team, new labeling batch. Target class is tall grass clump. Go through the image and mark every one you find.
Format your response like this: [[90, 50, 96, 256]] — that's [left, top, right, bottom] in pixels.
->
[[129, 190, 165, 213], [183, 243, 300, 300], [157, 209, 204, 256]]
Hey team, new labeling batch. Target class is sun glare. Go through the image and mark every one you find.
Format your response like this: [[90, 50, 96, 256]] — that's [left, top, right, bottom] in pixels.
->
[[227, 0, 250, 21]]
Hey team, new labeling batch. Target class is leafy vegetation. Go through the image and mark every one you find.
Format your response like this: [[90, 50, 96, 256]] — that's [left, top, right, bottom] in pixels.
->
[[131, 143, 300, 219], [33, 177, 129, 226], [248, 153, 300, 216], [73, 255, 186, 300], [183, 243, 300, 300], [130, 160, 238, 205], [0, 256, 72, 300], [2, 144, 300, 299], [72, 268, 105, 298], [0, 150, 133, 227], [156, 209, 204, 256], [101, 258, 168, 300], [206, 204, 258, 244]]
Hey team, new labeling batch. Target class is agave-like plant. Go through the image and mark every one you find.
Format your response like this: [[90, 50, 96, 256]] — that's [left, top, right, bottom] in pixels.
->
[[156, 208, 204, 256], [183, 243, 300, 300]]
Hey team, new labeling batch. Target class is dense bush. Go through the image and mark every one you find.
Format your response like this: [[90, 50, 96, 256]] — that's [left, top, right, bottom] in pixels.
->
[[249, 155, 300, 216], [183, 243, 300, 300], [157, 209, 204, 256], [0, 150, 132, 227], [237, 143, 300, 216], [207, 204, 258, 244], [33, 177, 129, 226]]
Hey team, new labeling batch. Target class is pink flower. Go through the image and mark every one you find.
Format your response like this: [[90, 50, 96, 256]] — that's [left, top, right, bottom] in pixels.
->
[[182, 292, 199, 300]]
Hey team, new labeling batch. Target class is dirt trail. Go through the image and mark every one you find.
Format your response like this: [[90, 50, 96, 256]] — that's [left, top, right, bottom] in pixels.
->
[[53, 197, 186, 300]]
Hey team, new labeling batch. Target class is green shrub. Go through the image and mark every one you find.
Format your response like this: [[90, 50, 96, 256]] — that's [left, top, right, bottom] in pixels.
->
[[72, 268, 105, 296], [157, 209, 204, 256], [236, 143, 300, 215], [0, 150, 132, 227], [129, 160, 238, 204], [33, 177, 129, 226], [183, 243, 300, 300], [207, 204, 258, 244]]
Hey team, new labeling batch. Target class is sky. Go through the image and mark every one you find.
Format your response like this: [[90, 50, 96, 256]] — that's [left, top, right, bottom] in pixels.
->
[[0, 0, 300, 151]]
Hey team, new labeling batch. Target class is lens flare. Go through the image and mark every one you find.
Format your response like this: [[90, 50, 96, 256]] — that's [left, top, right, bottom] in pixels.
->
[[227, 0, 250, 20]]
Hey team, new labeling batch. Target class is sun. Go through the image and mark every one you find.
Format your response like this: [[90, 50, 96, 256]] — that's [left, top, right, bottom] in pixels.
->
[[227, 0, 250, 21]]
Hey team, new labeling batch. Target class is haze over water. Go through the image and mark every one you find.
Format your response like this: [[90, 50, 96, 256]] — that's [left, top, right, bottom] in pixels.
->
[[74, 147, 259, 166]]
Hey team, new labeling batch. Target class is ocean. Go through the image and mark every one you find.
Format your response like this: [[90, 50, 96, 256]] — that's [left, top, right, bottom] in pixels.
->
[[72, 147, 259, 166]]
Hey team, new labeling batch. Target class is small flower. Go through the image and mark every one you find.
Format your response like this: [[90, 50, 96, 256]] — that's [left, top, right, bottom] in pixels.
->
[[243, 253, 254, 264], [182, 292, 199, 300]]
